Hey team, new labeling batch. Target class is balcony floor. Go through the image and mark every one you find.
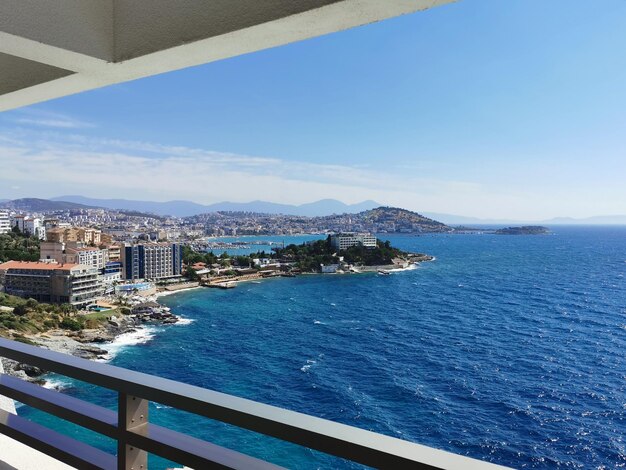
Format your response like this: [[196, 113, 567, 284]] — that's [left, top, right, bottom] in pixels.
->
[[0, 433, 74, 470], [0, 363, 72, 470]]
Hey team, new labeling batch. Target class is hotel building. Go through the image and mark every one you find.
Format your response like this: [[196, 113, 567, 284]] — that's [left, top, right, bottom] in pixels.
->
[[330, 233, 378, 251], [121, 242, 183, 281], [0, 261, 103, 306]]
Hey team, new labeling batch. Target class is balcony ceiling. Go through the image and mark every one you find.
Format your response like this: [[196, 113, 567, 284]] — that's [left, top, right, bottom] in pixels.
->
[[0, 0, 453, 111]]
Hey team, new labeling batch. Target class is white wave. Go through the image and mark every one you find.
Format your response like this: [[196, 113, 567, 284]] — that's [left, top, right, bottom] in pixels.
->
[[314, 320, 325, 325], [301, 359, 317, 372], [173, 317, 195, 326], [42, 377, 72, 391], [387, 264, 418, 273], [96, 326, 158, 362], [330, 303, 336, 306]]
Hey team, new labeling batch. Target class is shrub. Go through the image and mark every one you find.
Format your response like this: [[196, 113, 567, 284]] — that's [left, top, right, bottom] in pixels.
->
[[12, 304, 28, 316], [60, 318, 82, 331]]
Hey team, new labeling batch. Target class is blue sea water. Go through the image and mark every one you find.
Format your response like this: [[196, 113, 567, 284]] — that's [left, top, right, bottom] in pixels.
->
[[19, 227, 626, 468]]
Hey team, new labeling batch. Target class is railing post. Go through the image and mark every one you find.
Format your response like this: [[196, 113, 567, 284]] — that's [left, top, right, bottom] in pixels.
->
[[118, 393, 148, 470]]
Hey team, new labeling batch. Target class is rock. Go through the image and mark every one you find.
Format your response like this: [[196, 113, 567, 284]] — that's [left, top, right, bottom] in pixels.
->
[[11, 370, 30, 380], [78, 345, 108, 356], [15, 363, 45, 377]]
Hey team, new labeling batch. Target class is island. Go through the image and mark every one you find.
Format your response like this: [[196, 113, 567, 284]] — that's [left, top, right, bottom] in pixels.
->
[[495, 226, 550, 235]]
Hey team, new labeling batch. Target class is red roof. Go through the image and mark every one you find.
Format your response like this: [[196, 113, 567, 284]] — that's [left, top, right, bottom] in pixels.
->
[[0, 261, 78, 271]]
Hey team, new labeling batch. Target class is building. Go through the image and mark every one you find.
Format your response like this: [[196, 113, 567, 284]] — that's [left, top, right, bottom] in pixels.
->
[[46, 227, 102, 245], [10, 215, 44, 239], [24, 218, 45, 240], [321, 264, 340, 273], [329, 233, 377, 251], [81, 228, 101, 245], [67, 247, 107, 270], [0, 261, 103, 306], [0, 211, 10, 234], [121, 243, 183, 281], [39, 241, 107, 271], [39, 241, 67, 263], [104, 244, 122, 262], [103, 261, 122, 281]]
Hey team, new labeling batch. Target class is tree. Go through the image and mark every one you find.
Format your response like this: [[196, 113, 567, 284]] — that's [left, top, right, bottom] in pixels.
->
[[184, 266, 200, 281], [13, 304, 28, 316]]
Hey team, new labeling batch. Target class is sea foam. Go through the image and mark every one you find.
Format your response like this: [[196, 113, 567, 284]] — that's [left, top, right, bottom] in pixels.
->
[[96, 326, 158, 362]]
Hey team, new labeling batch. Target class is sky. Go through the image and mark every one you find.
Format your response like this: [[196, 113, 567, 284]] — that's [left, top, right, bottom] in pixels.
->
[[1, 0, 625, 220]]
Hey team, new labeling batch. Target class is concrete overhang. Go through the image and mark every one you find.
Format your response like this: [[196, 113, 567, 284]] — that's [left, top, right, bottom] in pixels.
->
[[0, 0, 454, 112]]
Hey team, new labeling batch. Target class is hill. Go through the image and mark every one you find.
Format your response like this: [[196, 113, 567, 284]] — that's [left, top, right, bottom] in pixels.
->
[[356, 207, 450, 233], [0, 198, 96, 212]]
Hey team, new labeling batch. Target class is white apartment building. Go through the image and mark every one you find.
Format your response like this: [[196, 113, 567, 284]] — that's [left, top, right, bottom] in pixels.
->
[[25, 218, 45, 240], [330, 233, 377, 251], [0, 211, 10, 234], [68, 247, 107, 271], [11, 215, 45, 239]]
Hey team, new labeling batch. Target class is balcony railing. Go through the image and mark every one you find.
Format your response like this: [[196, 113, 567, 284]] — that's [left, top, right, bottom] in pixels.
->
[[0, 338, 510, 469]]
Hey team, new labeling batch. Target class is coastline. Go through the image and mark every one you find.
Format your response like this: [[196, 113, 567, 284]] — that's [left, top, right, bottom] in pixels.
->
[[154, 285, 204, 298], [1, 301, 188, 388], [1, 254, 433, 388]]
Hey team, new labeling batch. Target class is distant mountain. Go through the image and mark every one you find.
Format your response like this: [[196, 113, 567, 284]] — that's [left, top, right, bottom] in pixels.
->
[[52, 196, 208, 217], [423, 212, 626, 226], [0, 198, 96, 212], [52, 196, 381, 217]]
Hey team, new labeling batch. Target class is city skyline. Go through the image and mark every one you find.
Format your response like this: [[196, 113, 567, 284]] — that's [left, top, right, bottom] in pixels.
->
[[1, 0, 625, 220]]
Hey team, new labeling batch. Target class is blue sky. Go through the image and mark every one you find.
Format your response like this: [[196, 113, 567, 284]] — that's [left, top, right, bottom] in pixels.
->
[[1, 0, 625, 219]]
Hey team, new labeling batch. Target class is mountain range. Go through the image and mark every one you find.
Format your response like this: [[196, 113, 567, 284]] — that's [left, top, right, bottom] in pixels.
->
[[1, 196, 625, 225], [47, 196, 381, 217]]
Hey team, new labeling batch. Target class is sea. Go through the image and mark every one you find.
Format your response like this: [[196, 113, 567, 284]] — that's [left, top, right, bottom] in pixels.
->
[[18, 226, 626, 469]]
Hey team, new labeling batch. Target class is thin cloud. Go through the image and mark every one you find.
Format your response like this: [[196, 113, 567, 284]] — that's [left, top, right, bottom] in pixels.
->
[[7, 110, 95, 129], [4, 127, 613, 220]]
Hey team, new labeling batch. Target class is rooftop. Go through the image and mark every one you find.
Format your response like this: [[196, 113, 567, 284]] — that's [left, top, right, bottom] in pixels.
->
[[0, 261, 78, 271]]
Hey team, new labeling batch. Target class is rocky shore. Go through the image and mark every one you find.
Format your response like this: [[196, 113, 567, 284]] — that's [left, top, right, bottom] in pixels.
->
[[1, 301, 181, 384]]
